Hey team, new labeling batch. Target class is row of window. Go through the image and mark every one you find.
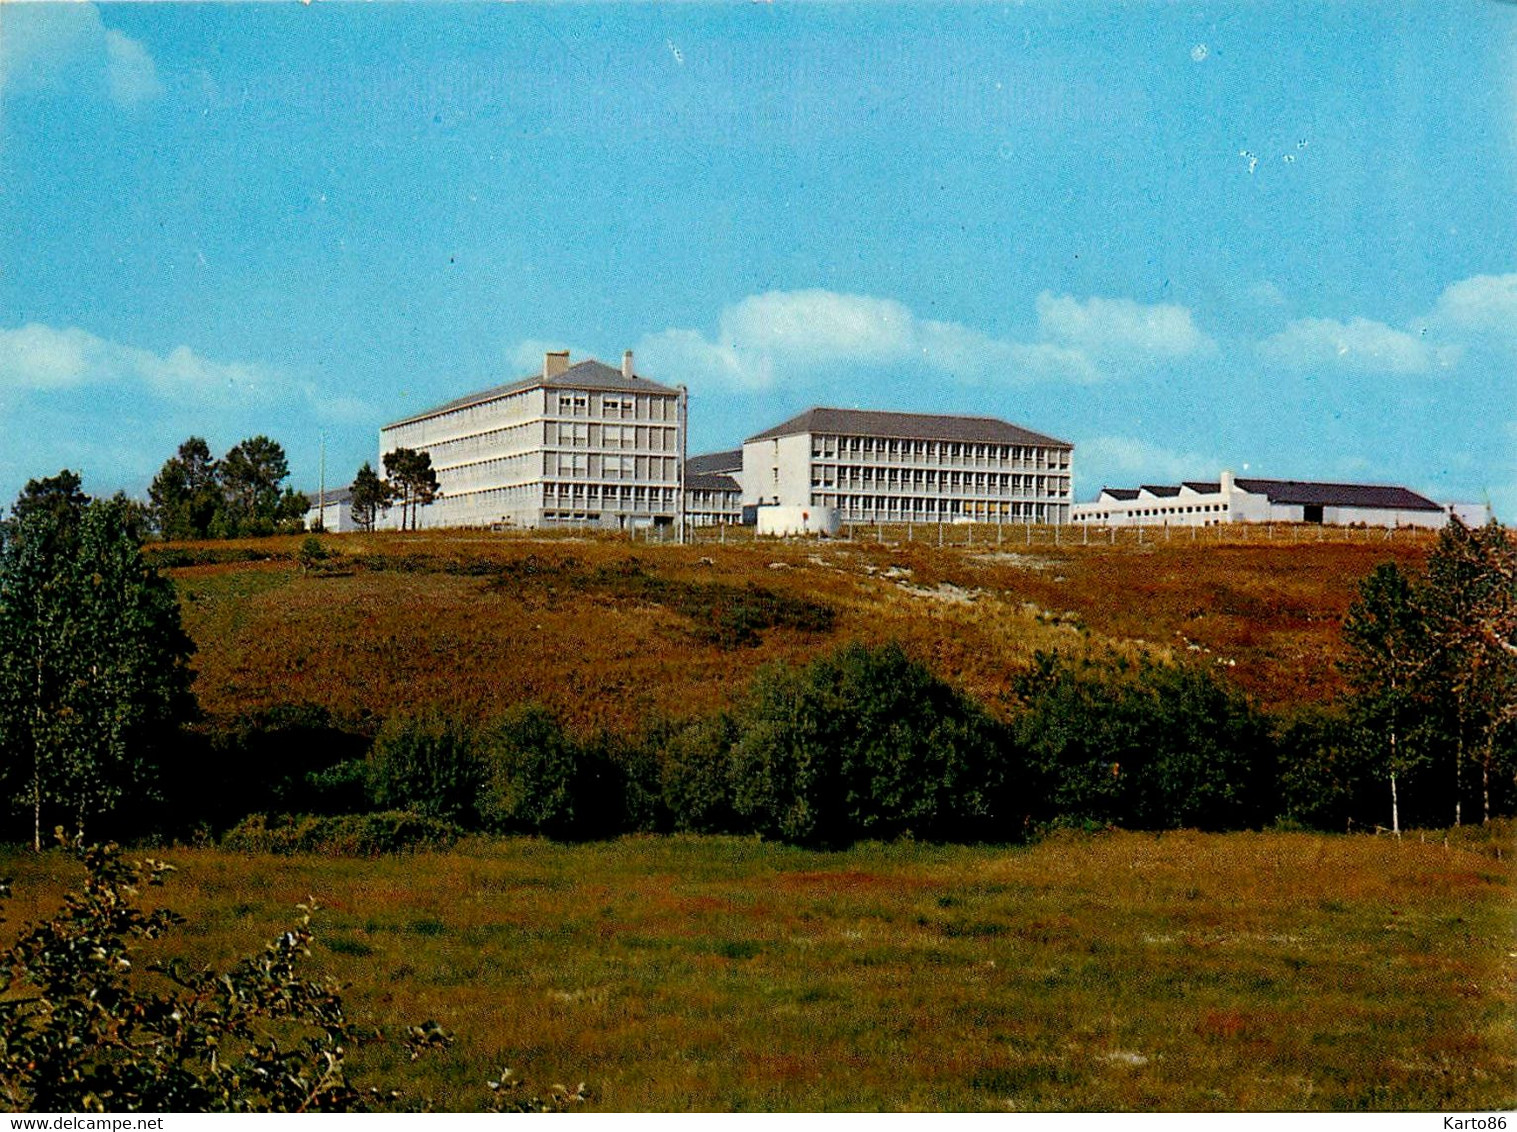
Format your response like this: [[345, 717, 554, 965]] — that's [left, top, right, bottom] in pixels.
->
[[807, 436, 1070, 468], [813, 494, 1064, 522], [543, 483, 677, 510], [385, 390, 535, 444], [556, 393, 677, 422], [547, 453, 679, 482], [432, 452, 538, 490], [552, 422, 678, 452], [812, 468, 1069, 495], [1077, 502, 1230, 522]]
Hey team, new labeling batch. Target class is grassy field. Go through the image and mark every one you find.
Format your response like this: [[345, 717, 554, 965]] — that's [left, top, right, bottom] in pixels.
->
[[167, 526, 1436, 731], [2, 826, 1512, 1111], [73, 527, 1511, 1111]]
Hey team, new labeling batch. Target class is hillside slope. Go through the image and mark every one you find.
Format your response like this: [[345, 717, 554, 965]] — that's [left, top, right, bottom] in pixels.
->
[[163, 528, 1432, 731]]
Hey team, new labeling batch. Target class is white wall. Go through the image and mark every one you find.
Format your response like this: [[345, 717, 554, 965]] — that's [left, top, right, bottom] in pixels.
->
[[742, 433, 813, 508], [756, 504, 840, 537]]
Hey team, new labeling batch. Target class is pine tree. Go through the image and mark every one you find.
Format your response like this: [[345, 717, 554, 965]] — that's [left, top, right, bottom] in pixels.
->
[[348, 462, 394, 532]]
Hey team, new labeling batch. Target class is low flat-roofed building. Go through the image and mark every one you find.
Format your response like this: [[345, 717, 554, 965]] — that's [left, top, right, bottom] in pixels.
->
[[378, 350, 684, 530], [1072, 470, 1449, 529], [307, 487, 359, 533], [741, 406, 1074, 526]]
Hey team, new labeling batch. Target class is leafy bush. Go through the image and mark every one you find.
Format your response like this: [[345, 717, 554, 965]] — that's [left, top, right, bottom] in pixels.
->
[[1275, 708, 1379, 831], [221, 811, 461, 856], [728, 642, 1012, 846], [478, 706, 587, 838], [1013, 652, 1276, 831], [367, 712, 485, 826], [0, 839, 452, 1112], [660, 714, 742, 834], [167, 704, 374, 832]]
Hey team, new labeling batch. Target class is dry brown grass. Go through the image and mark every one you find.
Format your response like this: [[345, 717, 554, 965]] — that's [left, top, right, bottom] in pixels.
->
[[168, 526, 1433, 731]]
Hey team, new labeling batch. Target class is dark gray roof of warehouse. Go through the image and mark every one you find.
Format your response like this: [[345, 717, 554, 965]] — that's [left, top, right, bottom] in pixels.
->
[[1100, 478, 1443, 512], [1235, 478, 1443, 512], [383, 360, 679, 430], [745, 407, 1071, 448]]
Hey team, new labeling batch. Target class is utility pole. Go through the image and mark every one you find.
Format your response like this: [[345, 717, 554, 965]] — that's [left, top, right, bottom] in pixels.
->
[[318, 430, 326, 532], [677, 385, 689, 546]]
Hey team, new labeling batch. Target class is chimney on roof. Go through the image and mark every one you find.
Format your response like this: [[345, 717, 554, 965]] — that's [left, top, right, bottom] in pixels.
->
[[1220, 468, 1236, 496], [544, 350, 570, 380], [622, 350, 635, 379]]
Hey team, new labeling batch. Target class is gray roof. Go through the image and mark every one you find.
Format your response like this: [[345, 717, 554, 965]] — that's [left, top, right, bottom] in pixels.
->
[[686, 449, 743, 475], [1101, 477, 1442, 512], [383, 360, 679, 430], [745, 406, 1071, 448], [1235, 478, 1443, 512], [686, 472, 741, 494], [308, 487, 352, 509]]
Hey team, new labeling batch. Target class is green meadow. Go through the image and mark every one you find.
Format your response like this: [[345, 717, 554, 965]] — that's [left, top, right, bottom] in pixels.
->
[[3, 825, 1511, 1112]]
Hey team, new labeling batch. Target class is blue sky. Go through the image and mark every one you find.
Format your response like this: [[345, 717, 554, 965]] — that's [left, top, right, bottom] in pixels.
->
[[2, 1, 1515, 516]]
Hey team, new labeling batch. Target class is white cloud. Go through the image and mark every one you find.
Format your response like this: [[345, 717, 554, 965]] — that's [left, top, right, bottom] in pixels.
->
[[717, 290, 916, 365], [0, 324, 96, 389], [0, 4, 161, 108], [1256, 316, 1448, 375], [1075, 434, 1221, 491], [104, 29, 163, 107], [1247, 280, 1288, 309], [0, 322, 342, 417], [630, 288, 1205, 392], [1432, 273, 1517, 337], [1035, 293, 1216, 360]]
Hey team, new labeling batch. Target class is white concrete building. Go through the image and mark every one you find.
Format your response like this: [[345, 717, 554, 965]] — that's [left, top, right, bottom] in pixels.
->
[[378, 351, 685, 530], [741, 407, 1074, 526], [1072, 470, 1449, 529], [309, 487, 360, 533], [683, 450, 743, 527]]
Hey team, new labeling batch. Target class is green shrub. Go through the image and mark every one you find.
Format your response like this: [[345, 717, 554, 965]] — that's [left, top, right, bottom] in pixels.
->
[[1013, 652, 1276, 831], [221, 811, 461, 856], [728, 642, 1011, 846], [170, 704, 373, 832], [1275, 707, 1378, 831], [596, 729, 666, 834], [478, 706, 585, 838], [366, 712, 485, 826], [0, 839, 453, 1111], [660, 714, 742, 833]]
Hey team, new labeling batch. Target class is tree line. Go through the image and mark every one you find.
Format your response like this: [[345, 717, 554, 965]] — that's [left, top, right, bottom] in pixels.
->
[[149, 436, 308, 539], [147, 435, 442, 537], [1337, 518, 1517, 833], [0, 466, 1511, 849]]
